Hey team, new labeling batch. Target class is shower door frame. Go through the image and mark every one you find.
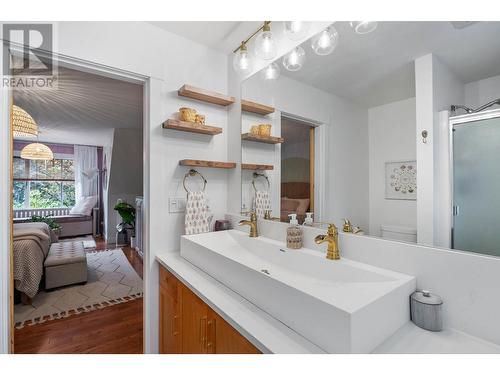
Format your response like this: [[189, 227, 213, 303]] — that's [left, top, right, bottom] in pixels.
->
[[448, 107, 500, 251]]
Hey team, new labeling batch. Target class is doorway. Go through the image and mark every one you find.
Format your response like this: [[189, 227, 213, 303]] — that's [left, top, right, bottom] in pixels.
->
[[7, 51, 149, 353], [280, 115, 316, 224]]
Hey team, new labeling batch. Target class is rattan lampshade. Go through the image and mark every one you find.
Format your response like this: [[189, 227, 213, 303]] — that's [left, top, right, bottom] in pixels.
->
[[20, 142, 54, 161], [12, 105, 38, 137]]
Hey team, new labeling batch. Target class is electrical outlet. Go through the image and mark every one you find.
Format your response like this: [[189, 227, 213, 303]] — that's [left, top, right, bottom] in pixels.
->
[[169, 197, 186, 213]]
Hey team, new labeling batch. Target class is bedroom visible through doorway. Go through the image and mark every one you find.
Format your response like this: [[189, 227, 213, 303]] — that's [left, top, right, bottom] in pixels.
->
[[280, 116, 315, 224]]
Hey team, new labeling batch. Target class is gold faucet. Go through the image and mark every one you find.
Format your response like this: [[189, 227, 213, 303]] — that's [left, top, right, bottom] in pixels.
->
[[264, 210, 280, 221], [314, 224, 340, 260], [342, 218, 353, 233], [239, 212, 259, 237]]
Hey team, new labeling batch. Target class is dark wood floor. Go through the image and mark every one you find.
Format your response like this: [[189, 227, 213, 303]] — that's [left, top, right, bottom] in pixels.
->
[[14, 238, 144, 354]]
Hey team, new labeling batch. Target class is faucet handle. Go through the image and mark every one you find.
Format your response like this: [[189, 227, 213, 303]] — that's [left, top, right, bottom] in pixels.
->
[[249, 212, 257, 221], [327, 223, 338, 236]]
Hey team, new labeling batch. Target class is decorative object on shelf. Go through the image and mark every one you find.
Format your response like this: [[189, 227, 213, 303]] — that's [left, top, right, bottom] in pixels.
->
[[179, 107, 197, 122], [163, 119, 222, 135], [311, 26, 339, 56], [250, 125, 260, 135], [350, 21, 378, 34], [254, 21, 277, 60], [12, 105, 38, 137], [20, 142, 54, 161], [258, 123, 272, 136], [284, 21, 310, 41], [385, 160, 417, 200], [282, 46, 306, 72], [261, 62, 280, 81], [178, 84, 235, 106], [195, 114, 205, 125]]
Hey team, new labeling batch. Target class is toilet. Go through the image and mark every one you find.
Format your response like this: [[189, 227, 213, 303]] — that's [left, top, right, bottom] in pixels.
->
[[380, 225, 417, 243]]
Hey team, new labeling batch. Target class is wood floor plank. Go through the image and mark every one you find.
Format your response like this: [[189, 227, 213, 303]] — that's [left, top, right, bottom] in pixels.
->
[[14, 240, 144, 354]]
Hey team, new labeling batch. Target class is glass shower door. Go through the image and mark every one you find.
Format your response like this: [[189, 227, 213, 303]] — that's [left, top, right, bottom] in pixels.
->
[[452, 115, 500, 256]]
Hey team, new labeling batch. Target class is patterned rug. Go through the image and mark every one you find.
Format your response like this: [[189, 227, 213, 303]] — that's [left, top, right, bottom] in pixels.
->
[[14, 249, 143, 329]]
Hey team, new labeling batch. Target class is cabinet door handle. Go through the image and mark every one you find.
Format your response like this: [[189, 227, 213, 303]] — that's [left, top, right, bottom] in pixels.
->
[[200, 316, 207, 346], [206, 319, 216, 353], [172, 314, 180, 336]]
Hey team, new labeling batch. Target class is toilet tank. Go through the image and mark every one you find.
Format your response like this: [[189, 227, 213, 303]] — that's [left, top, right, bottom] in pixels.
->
[[380, 225, 417, 243]]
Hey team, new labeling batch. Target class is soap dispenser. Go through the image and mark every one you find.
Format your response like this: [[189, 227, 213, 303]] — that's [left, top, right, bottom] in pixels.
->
[[287, 214, 303, 249], [303, 212, 314, 226]]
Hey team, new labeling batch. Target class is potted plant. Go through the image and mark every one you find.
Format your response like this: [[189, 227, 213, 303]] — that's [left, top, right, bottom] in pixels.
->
[[114, 201, 136, 246], [29, 214, 62, 238]]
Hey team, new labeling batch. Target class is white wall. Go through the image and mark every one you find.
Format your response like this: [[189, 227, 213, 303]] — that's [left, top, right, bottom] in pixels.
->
[[368, 98, 417, 237], [105, 128, 143, 243], [465, 74, 500, 109], [242, 75, 369, 229]]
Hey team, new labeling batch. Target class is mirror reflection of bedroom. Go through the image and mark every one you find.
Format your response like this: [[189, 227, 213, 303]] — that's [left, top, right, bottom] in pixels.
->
[[11, 61, 144, 353], [280, 116, 315, 224]]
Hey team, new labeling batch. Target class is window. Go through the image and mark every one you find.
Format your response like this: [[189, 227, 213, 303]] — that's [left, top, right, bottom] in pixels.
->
[[13, 157, 75, 209]]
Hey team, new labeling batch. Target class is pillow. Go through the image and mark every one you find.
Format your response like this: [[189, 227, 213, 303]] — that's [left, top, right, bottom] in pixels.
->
[[281, 198, 300, 213], [285, 198, 310, 216], [70, 195, 98, 216]]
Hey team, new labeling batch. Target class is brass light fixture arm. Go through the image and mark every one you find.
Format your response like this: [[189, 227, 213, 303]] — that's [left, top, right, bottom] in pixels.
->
[[233, 21, 272, 53]]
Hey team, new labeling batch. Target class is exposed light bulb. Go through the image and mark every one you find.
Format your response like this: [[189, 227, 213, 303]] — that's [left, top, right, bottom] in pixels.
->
[[233, 42, 252, 75], [282, 46, 306, 72], [311, 26, 339, 56], [284, 21, 310, 41], [350, 21, 378, 34], [261, 62, 280, 81], [254, 22, 277, 60]]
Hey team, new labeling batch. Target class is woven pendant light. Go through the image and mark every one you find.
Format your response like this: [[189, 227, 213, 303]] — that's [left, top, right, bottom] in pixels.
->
[[12, 105, 38, 137], [20, 142, 54, 161]]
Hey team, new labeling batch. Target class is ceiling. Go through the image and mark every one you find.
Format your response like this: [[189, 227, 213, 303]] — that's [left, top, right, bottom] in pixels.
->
[[14, 65, 143, 146], [280, 21, 500, 107], [148, 21, 262, 53]]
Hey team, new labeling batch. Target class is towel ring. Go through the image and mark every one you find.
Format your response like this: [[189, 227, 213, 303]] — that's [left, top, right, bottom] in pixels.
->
[[183, 169, 207, 193], [252, 172, 270, 192]]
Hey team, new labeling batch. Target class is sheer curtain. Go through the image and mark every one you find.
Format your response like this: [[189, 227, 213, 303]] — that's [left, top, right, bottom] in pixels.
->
[[74, 145, 98, 202]]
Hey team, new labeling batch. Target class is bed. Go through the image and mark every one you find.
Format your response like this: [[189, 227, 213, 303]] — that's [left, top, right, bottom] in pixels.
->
[[280, 182, 311, 224], [13, 222, 55, 299]]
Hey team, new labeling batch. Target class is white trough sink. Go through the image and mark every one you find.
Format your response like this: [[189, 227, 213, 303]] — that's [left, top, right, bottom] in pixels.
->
[[180, 230, 416, 353]]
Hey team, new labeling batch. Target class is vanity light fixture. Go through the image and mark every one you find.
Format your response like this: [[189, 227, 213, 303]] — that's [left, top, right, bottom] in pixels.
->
[[254, 21, 277, 60], [284, 21, 310, 41], [350, 21, 378, 34], [233, 41, 252, 75], [311, 26, 339, 56], [282, 46, 306, 72], [261, 62, 281, 81]]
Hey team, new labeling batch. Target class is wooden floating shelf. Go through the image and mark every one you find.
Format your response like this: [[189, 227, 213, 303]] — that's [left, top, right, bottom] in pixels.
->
[[178, 84, 235, 106], [242, 163, 274, 171], [163, 119, 222, 135], [241, 99, 275, 115], [241, 133, 284, 144], [179, 159, 236, 169]]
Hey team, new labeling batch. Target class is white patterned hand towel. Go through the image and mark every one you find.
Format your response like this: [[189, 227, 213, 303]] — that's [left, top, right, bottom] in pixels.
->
[[254, 190, 271, 218], [185, 191, 210, 234]]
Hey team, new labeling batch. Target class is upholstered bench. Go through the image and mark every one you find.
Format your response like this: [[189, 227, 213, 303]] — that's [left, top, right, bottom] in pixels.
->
[[44, 241, 88, 289]]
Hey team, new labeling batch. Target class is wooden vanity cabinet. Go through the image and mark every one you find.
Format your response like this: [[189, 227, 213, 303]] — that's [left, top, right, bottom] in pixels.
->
[[159, 265, 261, 354]]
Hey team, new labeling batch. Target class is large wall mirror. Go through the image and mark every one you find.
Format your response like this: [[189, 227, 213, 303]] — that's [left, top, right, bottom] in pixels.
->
[[240, 21, 500, 257]]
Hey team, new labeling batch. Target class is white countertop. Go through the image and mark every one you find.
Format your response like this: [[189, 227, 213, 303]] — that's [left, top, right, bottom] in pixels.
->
[[156, 250, 500, 354]]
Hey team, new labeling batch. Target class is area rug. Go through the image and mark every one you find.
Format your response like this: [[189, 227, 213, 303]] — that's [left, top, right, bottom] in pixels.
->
[[14, 249, 143, 329]]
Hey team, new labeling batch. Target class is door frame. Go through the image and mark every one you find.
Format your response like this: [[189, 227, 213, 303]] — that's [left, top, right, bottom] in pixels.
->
[[0, 46, 151, 353], [448, 107, 500, 250]]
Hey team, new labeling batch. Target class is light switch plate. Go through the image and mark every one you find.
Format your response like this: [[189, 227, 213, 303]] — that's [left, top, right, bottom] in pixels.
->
[[169, 197, 186, 213]]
